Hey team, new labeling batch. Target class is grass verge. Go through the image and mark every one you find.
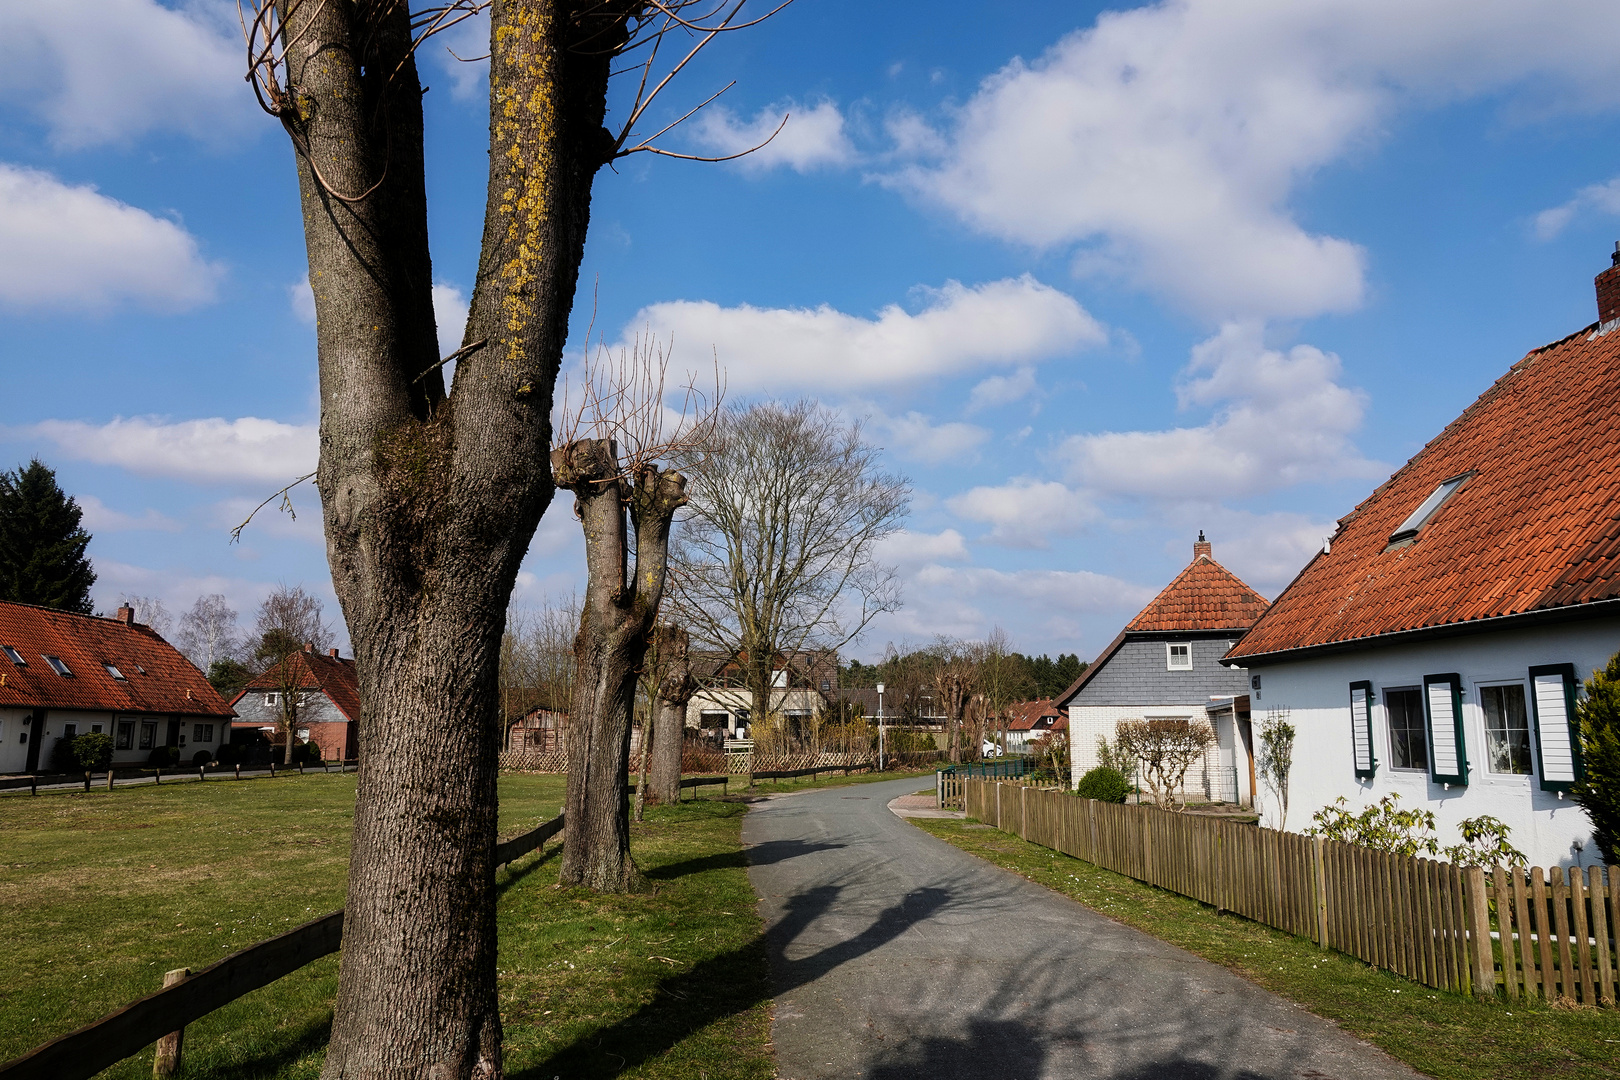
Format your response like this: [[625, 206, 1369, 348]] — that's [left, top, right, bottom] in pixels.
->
[[910, 816, 1620, 1080], [741, 766, 935, 796], [0, 772, 770, 1079]]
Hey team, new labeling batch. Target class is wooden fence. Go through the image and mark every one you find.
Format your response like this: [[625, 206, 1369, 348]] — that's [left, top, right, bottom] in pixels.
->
[[963, 780, 1618, 1005], [0, 813, 565, 1080]]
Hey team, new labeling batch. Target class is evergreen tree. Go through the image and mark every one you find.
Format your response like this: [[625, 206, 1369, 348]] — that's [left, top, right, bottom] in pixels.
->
[[0, 459, 95, 613], [1574, 650, 1620, 864]]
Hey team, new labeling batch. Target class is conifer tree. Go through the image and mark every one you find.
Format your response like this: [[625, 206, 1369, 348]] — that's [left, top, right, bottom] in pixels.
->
[[0, 459, 95, 613], [1574, 650, 1620, 864]]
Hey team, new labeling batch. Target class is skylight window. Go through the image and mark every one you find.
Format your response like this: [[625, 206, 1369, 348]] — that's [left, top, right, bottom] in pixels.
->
[[43, 655, 72, 676], [2, 645, 23, 665], [1389, 473, 1471, 543], [103, 663, 126, 680]]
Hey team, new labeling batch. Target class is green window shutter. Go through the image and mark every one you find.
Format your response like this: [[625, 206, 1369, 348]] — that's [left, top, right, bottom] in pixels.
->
[[1529, 663, 1581, 792], [1423, 673, 1468, 786], [1350, 681, 1377, 778]]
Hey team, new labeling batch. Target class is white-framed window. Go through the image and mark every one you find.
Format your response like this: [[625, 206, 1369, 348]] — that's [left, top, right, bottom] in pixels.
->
[[1384, 686, 1427, 771], [116, 720, 134, 750], [1166, 643, 1192, 670], [193, 723, 215, 743], [43, 655, 72, 676], [265, 693, 279, 706], [1478, 681, 1532, 776]]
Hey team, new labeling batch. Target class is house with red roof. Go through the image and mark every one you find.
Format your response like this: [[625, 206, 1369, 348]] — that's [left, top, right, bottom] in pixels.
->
[[1000, 697, 1065, 754], [1223, 249, 1620, 866], [0, 601, 236, 773], [1056, 535, 1269, 804], [229, 644, 361, 762]]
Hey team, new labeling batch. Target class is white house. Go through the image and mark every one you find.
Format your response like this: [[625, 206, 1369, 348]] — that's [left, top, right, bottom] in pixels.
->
[[1224, 248, 1620, 867], [1059, 536, 1268, 804]]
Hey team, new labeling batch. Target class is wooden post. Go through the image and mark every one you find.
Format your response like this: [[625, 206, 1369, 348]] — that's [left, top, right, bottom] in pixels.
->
[[197, 766, 205, 783], [234, 764, 241, 780], [1466, 866, 1496, 998], [29, 774, 36, 796], [269, 762, 276, 778], [152, 968, 190, 1077], [1313, 835, 1329, 948], [154, 767, 161, 785], [107, 769, 115, 792], [83, 772, 91, 793]]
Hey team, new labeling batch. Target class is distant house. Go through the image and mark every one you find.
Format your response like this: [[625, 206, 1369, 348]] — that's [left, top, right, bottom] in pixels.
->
[[0, 601, 235, 772], [1001, 698, 1064, 754], [229, 645, 360, 762], [1224, 250, 1620, 866], [507, 707, 566, 752], [686, 650, 839, 740], [1058, 536, 1268, 803]]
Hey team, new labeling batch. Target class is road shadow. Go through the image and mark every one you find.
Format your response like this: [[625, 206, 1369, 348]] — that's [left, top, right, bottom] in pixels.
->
[[645, 838, 847, 880], [864, 1019, 1048, 1080], [516, 882, 949, 1080]]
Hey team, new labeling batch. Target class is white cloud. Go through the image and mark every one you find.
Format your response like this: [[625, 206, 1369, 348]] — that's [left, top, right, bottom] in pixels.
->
[[891, 0, 1620, 320], [691, 100, 854, 172], [625, 276, 1104, 392], [1533, 177, 1620, 240], [23, 416, 317, 485], [0, 0, 251, 148], [876, 528, 970, 573], [90, 559, 347, 653], [1062, 322, 1383, 501], [289, 277, 317, 325], [966, 367, 1038, 413], [874, 562, 1155, 647], [945, 479, 1096, 548], [77, 495, 182, 534], [0, 165, 221, 312], [862, 406, 988, 465]]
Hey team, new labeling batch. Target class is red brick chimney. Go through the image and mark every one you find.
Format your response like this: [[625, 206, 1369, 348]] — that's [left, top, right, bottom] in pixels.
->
[[328, 648, 340, 658], [1193, 530, 1212, 561], [115, 605, 134, 626], [1597, 243, 1620, 324], [304, 642, 315, 653]]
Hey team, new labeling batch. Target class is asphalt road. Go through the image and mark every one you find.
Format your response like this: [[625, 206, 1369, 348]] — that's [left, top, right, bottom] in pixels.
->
[[742, 776, 1422, 1080]]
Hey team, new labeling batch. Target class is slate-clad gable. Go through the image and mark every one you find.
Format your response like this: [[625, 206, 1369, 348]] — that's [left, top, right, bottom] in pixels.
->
[[1071, 637, 1250, 707]]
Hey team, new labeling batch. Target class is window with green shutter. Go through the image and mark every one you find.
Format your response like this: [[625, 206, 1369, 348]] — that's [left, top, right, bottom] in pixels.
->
[[1529, 663, 1581, 793], [1350, 680, 1376, 778], [1423, 673, 1468, 786]]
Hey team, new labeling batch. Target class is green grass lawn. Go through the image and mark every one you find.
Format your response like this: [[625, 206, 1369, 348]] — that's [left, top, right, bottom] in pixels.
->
[[0, 772, 773, 1079], [912, 816, 1620, 1080]]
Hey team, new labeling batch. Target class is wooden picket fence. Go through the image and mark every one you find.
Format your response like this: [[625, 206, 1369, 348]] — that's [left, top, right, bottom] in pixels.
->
[[963, 780, 1618, 1005]]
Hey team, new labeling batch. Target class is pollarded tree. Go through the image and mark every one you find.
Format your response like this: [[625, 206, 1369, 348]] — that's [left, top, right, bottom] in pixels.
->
[[671, 401, 910, 728], [239, 1, 782, 1070], [554, 337, 719, 890], [0, 459, 95, 614], [644, 622, 697, 807]]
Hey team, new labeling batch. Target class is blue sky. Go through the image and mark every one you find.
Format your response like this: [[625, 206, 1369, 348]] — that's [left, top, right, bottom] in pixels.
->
[[4, 0, 1620, 662]]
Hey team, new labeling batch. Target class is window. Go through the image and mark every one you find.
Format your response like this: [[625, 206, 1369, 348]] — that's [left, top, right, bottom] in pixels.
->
[[1349, 681, 1376, 777], [192, 723, 215, 743], [1424, 673, 1469, 786], [139, 721, 157, 750], [1480, 684, 1532, 775], [62, 723, 77, 739], [42, 655, 71, 676], [1529, 663, 1581, 792], [1166, 643, 1192, 670], [103, 663, 125, 680], [1385, 688, 1427, 770], [1389, 473, 1471, 544], [91, 723, 102, 734], [116, 721, 134, 750], [1, 645, 23, 665], [820, 679, 831, 692], [265, 693, 279, 706]]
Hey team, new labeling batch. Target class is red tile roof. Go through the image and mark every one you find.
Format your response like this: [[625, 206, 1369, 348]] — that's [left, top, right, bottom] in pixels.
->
[[1125, 543, 1270, 633], [1005, 698, 1063, 731], [0, 601, 234, 717], [1230, 318, 1620, 662], [231, 648, 361, 722]]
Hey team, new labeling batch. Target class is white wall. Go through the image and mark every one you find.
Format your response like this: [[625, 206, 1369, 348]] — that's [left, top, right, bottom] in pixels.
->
[[1251, 618, 1618, 868], [1069, 702, 1226, 800]]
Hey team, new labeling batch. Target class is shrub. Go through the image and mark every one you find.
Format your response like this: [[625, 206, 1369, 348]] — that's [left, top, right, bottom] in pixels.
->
[[49, 737, 78, 774], [1075, 765, 1130, 803], [214, 743, 239, 767], [1574, 649, 1620, 864], [191, 749, 213, 767], [148, 745, 180, 767], [73, 732, 114, 771]]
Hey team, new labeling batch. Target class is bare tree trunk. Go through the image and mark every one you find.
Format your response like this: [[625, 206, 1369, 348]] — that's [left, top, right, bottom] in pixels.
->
[[556, 440, 686, 891], [649, 624, 695, 804], [633, 710, 652, 822], [269, 2, 625, 1074]]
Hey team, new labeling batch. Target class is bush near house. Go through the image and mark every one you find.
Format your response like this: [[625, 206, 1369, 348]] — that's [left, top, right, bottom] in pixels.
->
[[1074, 765, 1130, 803], [73, 732, 114, 771]]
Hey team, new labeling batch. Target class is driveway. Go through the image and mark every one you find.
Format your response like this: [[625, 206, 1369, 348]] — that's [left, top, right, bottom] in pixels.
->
[[742, 776, 1423, 1080]]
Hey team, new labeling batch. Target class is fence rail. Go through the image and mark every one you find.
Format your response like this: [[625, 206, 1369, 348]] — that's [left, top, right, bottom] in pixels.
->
[[962, 780, 1617, 1005], [936, 757, 1031, 808], [0, 812, 566, 1080]]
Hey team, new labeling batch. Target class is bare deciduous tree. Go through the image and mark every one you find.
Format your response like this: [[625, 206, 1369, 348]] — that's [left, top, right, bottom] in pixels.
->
[[1113, 717, 1216, 812], [175, 594, 244, 674], [236, 1, 782, 1070], [253, 585, 335, 761], [641, 621, 696, 810], [671, 401, 909, 728], [116, 594, 173, 638], [500, 593, 581, 738], [554, 336, 719, 891]]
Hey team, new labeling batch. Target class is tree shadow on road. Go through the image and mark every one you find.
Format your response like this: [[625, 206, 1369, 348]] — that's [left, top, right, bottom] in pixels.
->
[[644, 837, 846, 880], [515, 882, 951, 1079]]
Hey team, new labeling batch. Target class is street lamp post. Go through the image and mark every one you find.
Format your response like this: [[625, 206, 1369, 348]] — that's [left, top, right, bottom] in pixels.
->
[[876, 682, 886, 773]]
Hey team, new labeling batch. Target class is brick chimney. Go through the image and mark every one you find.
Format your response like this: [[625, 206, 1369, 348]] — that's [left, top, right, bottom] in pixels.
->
[[328, 648, 340, 658], [1193, 530, 1212, 561], [1597, 243, 1620, 325], [304, 642, 315, 653], [115, 605, 135, 626]]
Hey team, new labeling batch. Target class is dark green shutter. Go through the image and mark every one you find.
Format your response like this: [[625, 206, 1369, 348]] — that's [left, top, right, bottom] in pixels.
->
[[1423, 673, 1467, 786]]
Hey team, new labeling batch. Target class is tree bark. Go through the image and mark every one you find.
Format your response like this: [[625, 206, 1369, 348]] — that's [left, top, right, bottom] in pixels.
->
[[270, 2, 627, 1075], [555, 440, 686, 891], [649, 624, 696, 804]]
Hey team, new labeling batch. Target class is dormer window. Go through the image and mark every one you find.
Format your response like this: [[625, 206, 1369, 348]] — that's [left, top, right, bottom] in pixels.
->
[[103, 663, 126, 680], [2, 645, 23, 665], [43, 655, 72, 676], [1389, 472, 1471, 544], [1166, 643, 1192, 670]]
